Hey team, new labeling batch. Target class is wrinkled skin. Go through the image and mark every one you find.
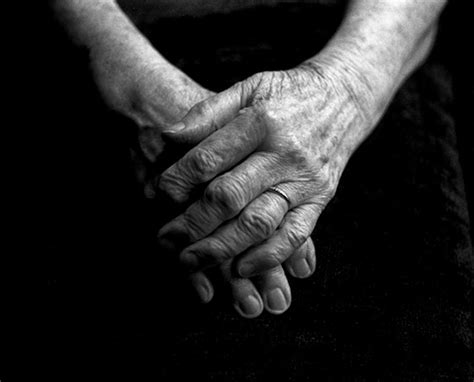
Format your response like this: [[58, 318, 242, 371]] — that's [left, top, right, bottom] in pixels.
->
[[158, 62, 374, 299], [89, 42, 315, 318], [52, 0, 445, 319]]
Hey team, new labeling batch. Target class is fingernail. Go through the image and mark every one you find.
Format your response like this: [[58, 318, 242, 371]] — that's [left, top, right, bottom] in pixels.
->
[[236, 295, 261, 318], [291, 258, 312, 278], [162, 122, 185, 134], [180, 251, 199, 269], [266, 288, 287, 313], [195, 283, 211, 303], [239, 262, 256, 278]]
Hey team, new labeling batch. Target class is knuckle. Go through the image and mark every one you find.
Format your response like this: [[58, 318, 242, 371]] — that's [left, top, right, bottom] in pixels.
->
[[185, 148, 221, 181], [205, 177, 245, 217], [286, 226, 307, 250], [239, 209, 276, 242]]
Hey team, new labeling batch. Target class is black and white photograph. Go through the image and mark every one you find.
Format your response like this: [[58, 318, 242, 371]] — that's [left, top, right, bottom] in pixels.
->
[[4, 0, 473, 380]]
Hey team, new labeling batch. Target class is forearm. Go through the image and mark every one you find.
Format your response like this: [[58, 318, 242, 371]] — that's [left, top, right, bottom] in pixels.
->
[[50, 0, 211, 128], [50, 0, 171, 69], [305, 0, 447, 122]]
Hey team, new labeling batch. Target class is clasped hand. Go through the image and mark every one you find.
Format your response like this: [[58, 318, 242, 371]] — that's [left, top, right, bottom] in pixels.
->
[[155, 63, 372, 317], [53, 0, 442, 320]]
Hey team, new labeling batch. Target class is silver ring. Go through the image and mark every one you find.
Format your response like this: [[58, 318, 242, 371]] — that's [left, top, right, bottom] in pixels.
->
[[267, 185, 291, 208]]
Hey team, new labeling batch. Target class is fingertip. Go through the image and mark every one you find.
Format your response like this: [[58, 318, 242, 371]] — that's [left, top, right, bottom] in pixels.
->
[[180, 250, 200, 270], [285, 239, 316, 279], [234, 294, 264, 319], [238, 262, 256, 278], [162, 122, 186, 135], [263, 287, 291, 315], [190, 273, 214, 303], [224, 265, 264, 319], [196, 283, 214, 303], [287, 258, 312, 279], [255, 266, 292, 315], [157, 221, 190, 254]]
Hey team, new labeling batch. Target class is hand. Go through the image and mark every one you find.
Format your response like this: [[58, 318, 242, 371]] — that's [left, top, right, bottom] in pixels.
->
[[158, 59, 375, 280], [55, 0, 445, 319], [90, 36, 313, 317]]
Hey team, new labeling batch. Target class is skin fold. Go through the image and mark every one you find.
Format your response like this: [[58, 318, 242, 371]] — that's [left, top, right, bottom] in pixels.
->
[[51, 0, 447, 318]]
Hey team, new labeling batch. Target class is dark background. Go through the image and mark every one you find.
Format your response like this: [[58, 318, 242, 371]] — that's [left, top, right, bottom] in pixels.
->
[[4, 1, 473, 380]]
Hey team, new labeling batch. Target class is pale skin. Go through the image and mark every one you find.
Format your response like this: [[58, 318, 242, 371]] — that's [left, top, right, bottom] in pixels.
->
[[51, 0, 447, 318]]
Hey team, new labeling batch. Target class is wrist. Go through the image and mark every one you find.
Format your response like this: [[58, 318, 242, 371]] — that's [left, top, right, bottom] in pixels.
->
[[299, 54, 379, 129], [303, 0, 445, 127]]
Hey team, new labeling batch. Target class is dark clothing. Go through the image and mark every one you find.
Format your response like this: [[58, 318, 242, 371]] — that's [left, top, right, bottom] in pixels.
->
[[16, 2, 474, 381]]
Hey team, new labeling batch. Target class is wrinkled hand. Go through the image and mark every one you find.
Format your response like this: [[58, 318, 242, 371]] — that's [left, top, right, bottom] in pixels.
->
[[158, 61, 375, 296], [90, 42, 312, 318]]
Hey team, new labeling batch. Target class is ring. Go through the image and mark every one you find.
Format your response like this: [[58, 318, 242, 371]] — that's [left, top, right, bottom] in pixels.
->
[[267, 185, 291, 208]]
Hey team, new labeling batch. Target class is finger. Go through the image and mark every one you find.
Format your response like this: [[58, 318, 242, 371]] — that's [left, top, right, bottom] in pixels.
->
[[189, 271, 214, 303], [158, 108, 267, 204], [237, 203, 321, 278], [161, 83, 245, 143], [157, 154, 285, 253], [284, 237, 316, 279], [255, 265, 291, 315], [220, 260, 264, 319], [177, 188, 290, 272]]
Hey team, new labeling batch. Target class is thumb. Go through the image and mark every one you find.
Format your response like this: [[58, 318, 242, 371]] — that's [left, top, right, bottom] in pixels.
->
[[162, 82, 247, 145]]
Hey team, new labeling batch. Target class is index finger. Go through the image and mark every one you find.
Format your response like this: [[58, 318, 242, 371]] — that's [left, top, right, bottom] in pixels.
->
[[158, 109, 266, 204]]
